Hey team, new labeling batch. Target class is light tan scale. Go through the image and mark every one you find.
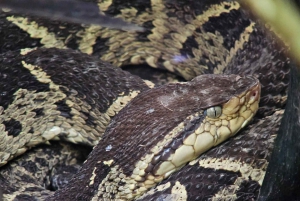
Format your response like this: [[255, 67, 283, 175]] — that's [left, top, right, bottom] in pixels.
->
[[6, 1, 254, 81], [136, 109, 284, 201], [0, 52, 143, 167], [97, 0, 254, 80], [0, 0, 291, 200], [20, 61, 109, 144], [31, 0, 242, 80], [136, 181, 187, 201], [91, 81, 260, 200], [6, 16, 67, 49]]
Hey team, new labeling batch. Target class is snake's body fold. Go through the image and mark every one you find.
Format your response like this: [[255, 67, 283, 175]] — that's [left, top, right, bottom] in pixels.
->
[[0, 0, 291, 200]]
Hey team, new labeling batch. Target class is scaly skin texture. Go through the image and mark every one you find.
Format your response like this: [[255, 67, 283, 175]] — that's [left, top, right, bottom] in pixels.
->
[[47, 74, 260, 200], [0, 142, 91, 200], [0, 48, 150, 167], [0, 0, 292, 200]]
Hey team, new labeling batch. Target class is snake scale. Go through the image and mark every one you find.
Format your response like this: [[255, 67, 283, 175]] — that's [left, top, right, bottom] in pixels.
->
[[0, 0, 293, 200]]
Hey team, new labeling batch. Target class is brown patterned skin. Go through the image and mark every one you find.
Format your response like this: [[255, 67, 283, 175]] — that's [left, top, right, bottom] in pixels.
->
[[136, 111, 284, 201], [0, 0, 293, 200], [223, 22, 290, 117], [0, 48, 150, 167], [0, 141, 91, 200], [47, 74, 260, 200], [258, 64, 300, 200]]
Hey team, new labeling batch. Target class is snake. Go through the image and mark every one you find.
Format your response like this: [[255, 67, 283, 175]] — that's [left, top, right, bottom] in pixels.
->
[[0, 0, 292, 200]]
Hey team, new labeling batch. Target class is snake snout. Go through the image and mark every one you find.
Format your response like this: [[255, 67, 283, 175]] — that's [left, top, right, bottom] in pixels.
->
[[248, 83, 261, 104]]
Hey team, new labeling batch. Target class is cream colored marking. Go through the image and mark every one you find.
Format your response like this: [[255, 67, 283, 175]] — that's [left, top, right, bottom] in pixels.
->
[[171, 181, 188, 201], [195, 123, 204, 134], [93, 119, 190, 200], [229, 117, 246, 134], [3, 183, 55, 201], [146, 56, 158, 67], [204, 122, 211, 132], [240, 96, 246, 105], [136, 161, 147, 170], [120, 7, 138, 20], [20, 47, 37, 55], [194, 132, 214, 154], [143, 80, 155, 88], [214, 22, 256, 74], [190, 157, 267, 200], [165, 2, 241, 79], [96, 0, 164, 68], [103, 159, 114, 166], [135, 182, 178, 201], [183, 133, 196, 146], [151, 0, 165, 11], [198, 157, 266, 185], [210, 125, 217, 136], [22, 62, 60, 90], [95, 1, 152, 67], [95, 1, 240, 80], [0, 88, 66, 165], [163, 60, 175, 72], [1, 1, 262, 199], [221, 119, 229, 126], [222, 97, 240, 115], [171, 145, 195, 167], [92, 166, 141, 200], [43, 126, 62, 140], [17, 62, 105, 148], [155, 161, 176, 175], [192, 2, 240, 28], [105, 90, 141, 117], [7, 16, 66, 49], [128, 83, 259, 197], [216, 126, 232, 140], [89, 167, 98, 185], [77, 25, 101, 54]]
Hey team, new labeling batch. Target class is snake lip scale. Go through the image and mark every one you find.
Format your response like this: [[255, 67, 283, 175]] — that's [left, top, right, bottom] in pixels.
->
[[47, 74, 261, 200]]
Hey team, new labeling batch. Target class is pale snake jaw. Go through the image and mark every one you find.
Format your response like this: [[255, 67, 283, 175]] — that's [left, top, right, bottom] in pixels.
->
[[0, 0, 292, 200]]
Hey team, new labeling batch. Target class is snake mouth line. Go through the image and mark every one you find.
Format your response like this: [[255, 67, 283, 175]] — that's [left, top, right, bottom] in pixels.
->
[[124, 77, 262, 200]]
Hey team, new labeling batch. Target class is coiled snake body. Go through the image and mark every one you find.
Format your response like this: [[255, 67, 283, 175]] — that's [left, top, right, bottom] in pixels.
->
[[0, 0, 291, 200]]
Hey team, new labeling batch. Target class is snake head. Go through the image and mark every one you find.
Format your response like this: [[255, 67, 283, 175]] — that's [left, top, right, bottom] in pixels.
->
[[57, 74, 261, 200], [140, 74, 261, 184]]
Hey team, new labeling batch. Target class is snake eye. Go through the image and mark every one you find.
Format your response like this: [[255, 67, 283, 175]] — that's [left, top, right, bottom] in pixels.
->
[[206, 106, 222, 118]]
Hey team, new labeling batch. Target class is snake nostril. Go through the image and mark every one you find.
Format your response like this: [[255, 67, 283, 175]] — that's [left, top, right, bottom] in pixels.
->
[[250, 88, 260, 102]]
